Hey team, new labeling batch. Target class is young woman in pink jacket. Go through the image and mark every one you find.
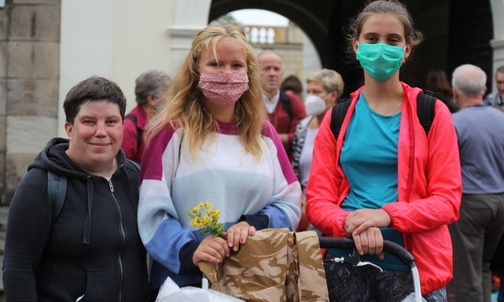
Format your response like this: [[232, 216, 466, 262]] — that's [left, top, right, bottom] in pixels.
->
[[305, 1, 462, 301]]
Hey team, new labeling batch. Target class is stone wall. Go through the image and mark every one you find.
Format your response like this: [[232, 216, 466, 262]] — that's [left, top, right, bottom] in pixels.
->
[[0, 0, 60, 205], [0, 3, 5, 206]]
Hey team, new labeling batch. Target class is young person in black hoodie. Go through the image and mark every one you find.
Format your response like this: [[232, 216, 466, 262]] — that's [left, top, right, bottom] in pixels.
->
[[3, 76, 148, 301]]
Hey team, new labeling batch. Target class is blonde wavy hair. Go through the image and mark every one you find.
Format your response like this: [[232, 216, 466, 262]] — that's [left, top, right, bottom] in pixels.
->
[[306, 69, 345, 100], [146, 23, 266, 158]]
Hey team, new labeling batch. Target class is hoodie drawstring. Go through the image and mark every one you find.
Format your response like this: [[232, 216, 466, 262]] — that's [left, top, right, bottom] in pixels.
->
[[82, 177, 94, 245]]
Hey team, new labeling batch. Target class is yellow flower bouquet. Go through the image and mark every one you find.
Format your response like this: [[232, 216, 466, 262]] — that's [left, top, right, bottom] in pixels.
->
[[186, 201, 224, 236]]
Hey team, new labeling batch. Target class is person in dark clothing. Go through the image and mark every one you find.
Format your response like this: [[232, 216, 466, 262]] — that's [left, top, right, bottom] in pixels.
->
[[425, 69, 459, 113], [2, 76, 149, 302], [280, 74, 303, 99], [484, 65, 504, 111]]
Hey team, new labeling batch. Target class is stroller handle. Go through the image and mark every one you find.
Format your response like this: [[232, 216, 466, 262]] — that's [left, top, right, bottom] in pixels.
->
[[318, 236, 415, 267]]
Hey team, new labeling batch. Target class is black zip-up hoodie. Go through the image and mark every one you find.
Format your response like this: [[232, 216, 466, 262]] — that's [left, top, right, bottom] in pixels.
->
[[3, 137, 148, 301]]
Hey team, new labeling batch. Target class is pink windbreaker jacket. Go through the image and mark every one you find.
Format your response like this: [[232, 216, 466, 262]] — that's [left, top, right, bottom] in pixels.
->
[[306, 82, 462, 294]]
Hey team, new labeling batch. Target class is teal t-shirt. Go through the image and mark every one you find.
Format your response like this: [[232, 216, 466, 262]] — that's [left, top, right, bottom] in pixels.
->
[[328, 92, 408, 271]]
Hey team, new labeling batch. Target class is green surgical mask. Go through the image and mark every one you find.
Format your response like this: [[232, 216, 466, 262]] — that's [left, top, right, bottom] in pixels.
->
[[356, 43, 405, 82]]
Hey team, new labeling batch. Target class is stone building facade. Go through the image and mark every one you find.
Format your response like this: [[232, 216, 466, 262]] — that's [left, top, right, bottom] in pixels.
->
[[0, 0, 60, 204], [0, 0, 309, 204]]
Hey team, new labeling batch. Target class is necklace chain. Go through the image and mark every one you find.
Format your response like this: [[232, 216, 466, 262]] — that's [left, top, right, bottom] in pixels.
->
[[386, 101, 402, 116]]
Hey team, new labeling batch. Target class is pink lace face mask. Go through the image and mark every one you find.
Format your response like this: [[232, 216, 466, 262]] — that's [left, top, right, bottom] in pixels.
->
[[198, 73, 249, 108]]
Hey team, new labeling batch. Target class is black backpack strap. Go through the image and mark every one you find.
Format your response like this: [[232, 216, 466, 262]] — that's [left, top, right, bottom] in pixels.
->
[[417, 91, 437, 136], [47, 171, 67, 222], [125, 114, 143, 150], [330, 98, 351, 140], [126, 159, 141, 173], [329, 93, 435, 139], [279, 91, 293, 119]]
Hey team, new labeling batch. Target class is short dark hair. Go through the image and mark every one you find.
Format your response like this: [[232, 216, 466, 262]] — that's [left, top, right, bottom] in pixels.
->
[[63, 76, 127, 124], [135, 70, 172, 105], [280, 75, 303, 95]]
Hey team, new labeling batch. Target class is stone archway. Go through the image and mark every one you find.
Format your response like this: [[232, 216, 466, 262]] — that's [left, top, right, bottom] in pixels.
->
[[209, 0, 333, 67], [208, 0, 499, 98]]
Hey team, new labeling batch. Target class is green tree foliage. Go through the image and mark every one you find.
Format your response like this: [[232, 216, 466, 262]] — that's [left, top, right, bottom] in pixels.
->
[[211, 14, 243, 27]]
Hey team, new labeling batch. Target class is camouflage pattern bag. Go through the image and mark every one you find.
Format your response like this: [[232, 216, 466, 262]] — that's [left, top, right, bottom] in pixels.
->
[[198, 228, 329, 302]]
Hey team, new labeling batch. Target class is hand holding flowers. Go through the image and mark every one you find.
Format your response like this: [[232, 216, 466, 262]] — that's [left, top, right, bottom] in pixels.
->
[[187, 202, 228, 265], [186, 201, 224, 237], [187, 202, 256, 265]]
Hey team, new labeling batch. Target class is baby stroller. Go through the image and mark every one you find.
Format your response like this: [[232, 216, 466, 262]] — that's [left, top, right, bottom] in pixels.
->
[[318, 236, 423, 302]]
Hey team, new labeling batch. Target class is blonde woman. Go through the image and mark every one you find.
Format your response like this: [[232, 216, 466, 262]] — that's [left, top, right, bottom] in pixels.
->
[[293, 68, 344, 193], [138, 23, 301, 298], [292, 69, 344, 231]]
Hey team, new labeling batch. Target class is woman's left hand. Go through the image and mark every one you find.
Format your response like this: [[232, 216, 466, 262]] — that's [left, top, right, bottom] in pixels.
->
[[344, 209, 391, 236], [221, 221, 256, 252], [352, 227, 385, 259]]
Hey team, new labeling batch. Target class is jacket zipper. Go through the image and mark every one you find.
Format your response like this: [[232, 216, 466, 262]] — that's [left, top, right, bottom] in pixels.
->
[[108, 180, 126, 302], [405, 92, 416, 253]]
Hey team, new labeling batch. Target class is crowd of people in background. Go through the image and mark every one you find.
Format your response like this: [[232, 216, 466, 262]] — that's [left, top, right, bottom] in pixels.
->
[[2, 0, 504, 301]]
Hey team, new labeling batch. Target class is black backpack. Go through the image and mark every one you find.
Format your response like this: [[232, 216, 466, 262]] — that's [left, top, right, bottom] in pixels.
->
[[125, 114, 143, 150], [330, 91, 437, 140], [279, 91, 293, 119]]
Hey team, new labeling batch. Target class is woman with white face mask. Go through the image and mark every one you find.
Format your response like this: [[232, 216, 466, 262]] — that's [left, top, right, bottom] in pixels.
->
[[292, 69, 344, 231], [305, 1, 462, 301]]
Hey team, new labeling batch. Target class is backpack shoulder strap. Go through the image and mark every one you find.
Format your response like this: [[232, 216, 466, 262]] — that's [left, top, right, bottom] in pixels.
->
[[126, 158, 141, 173], [125, 114, 143, 150], [279, 91, 293, 119], [328, 93, 435, 139], [47, 171, 67, 222], [125, 114, 137, 125], [330, 98, 351, 140], [417, 91, 437, 136]]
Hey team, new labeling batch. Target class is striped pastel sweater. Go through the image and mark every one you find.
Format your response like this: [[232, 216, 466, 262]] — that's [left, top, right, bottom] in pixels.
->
[[138, 120, 302, 288]]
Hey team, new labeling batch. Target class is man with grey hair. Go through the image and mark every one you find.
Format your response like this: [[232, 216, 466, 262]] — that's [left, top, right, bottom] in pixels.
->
[[484, 65, 504, 110], [449, 64, 504, 302], [257, 50, 306, 160], [122, 70, 171, 164]]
